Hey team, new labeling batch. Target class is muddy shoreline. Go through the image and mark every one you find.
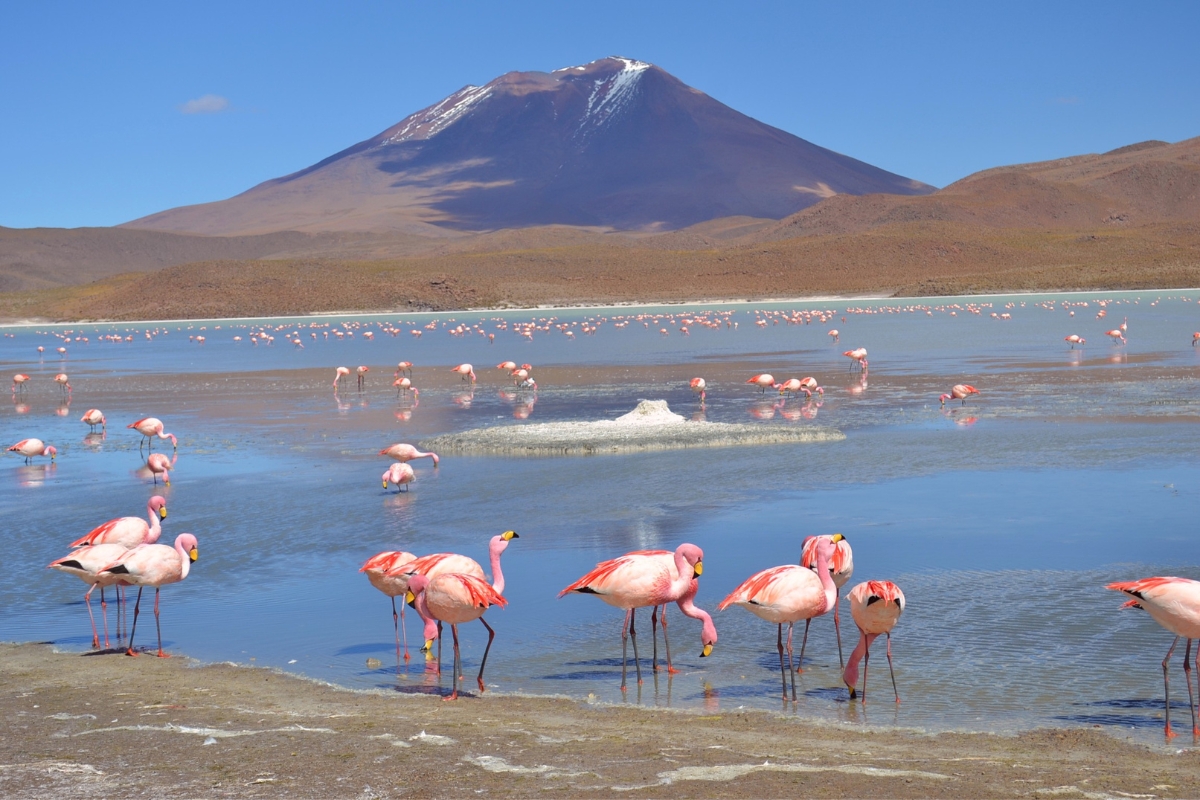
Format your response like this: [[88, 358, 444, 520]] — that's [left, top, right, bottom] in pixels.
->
[[1, 643, 1196, 798]]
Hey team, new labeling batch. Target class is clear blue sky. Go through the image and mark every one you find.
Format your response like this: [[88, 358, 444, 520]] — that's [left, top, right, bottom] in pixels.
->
[[3, 1, 1197, 229]]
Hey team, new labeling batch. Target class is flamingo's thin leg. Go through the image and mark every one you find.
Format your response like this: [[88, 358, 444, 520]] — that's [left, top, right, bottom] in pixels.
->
[[661, 604, 677, 675], [1163, 636, 1180, 737], [776, 624, 787, 699], [650, 605, 659, 672], [1184, 638, 1197, 736], [477, 616, 496, 693], [83, 584, 99, 649], [99, 586, 110, 649], [400, 604, 409, 662], [630, 607, 643, 685], [154, 588, 168, 657], [620, 610, 631, 692], [886, 632, 899, 704], [390, 597, 403, 665], [833, 589, 845, 669], [125, 587, 144, 656], [445, 624, 461, 701], [861, 635, 871, 703], [787, 622, 797, 701]]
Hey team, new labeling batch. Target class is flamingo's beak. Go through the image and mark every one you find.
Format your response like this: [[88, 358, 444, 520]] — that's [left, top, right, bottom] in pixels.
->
[[700, 644, 713, 658], [404, 590, 415, 604], [188, 547, 198, 562], [693, 561, 703, 578], [831, 533, 845, 543], [847, 684, 857, 699], [421, 639, 434, 653], [502, 530, 519, 541], [383, 481, 389, 488], [159, 507, 168, 520]]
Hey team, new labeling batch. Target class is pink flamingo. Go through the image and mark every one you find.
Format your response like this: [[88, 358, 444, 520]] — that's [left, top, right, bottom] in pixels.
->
[[405, 573, 507, 700], [8, 438, 56, 464], [776, 378, 803, 397], [54, 373, 71, 394], [12, 373, 30, 393], [559, 543, 712, 690], [81, 409, 106, 431], [842, 580, 905, 702], [99, 533, 199, 658], [379, 443, 439, 466], [382, 462, 416, 492], [939, 384, 980, 407], [356, 366, 369, 390], [360, 550, 418, 661], [147, 453, 172, 486], [1108, 577, 1200, 737], [71, 496, 167, 549], [1064, 334, 1086, 348], [801, 533, 854, 667], [451, 363, 476, 383], [393, 376, 413, 395], [333, 366, 350, 388], [719, 534, 843, 700], [828, 329, 840, 342], [843, 348, 868, 371], [746, 374, 775, 394], [1192, 333, 1200, 347], [395, 361, 413, 377], [1105, 329, 1127, 345], [128, 417, 177, 451], [48, 543, 132, 649], [690, 377, 707, 403], [496, 361, 517, 372]]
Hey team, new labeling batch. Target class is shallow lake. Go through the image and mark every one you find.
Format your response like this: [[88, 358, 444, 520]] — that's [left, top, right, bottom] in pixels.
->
[[3, 290, 1199, 743]]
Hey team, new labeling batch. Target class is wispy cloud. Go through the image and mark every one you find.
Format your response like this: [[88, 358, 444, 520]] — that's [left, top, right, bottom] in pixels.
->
[[179, 94, 230, 114]]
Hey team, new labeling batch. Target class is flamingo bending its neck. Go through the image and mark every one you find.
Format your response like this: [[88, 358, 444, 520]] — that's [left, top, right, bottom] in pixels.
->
[[379, 443, 439, 466], [939, 384, 980, 407], [382, 462, 416, 492], [8, 438, 56, 464], [746, 374, 775, 394], [12, 373, 30, 393], [360, 551, 417, 662], [452, 364, 476, 383], [406, 573, 508, 700], [800, 533, 854, 668], [333, 367, 350, 388], [147, 453, 172, 486], [843, 580, 905, 702], [81, 409, 106, 431], [128, 417, 177, 451], [690, 377, 707, 403]]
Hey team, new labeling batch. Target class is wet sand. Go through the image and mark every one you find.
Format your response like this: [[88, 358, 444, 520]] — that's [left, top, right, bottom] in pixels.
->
[[2, 643, 1197, 799]]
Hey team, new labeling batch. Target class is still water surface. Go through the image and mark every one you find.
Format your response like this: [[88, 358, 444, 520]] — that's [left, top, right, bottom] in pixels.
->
[[2, 291, 1199, 743]]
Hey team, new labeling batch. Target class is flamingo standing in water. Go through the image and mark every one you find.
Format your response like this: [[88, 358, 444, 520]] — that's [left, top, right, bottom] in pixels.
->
[[1108, 577, 1200, 737], [406, 574, 507, 700], [496, 361, 518, 372], [356, 366, 369, 390], [1064, 335, 1086, 348], [1105, 329, 1127, 345], [333, 367, 351, 388], [451, 363, 476, 383], [54, 373, 71, 394], [393, 376, 414, 396], [72, 496, 167, 549], [559, 543, 713, 690], [382, 462, 416, 492], [719, 534, 843, 700], [395, 361, 413, 377], [1192, 332, 1200, 346], [99, 533, 199, 657], [128, 417, 177, 451], [843, 348, 868, 371], [746, 374, 775, 394], [147, 453, 172, 486], [690, 377, 707, 403], [8, 438, 56, 463], [843, 580, 906, 702], [939, 385, 980, 407], [379, 443, 439, 467], [801, 533, 854, 667], [828, 329, 839, 342], [81, 409, 106, 431], [48, 543, 132, 649], [12, 373, 30, 393], [776, 378, 803, 397], [360, 550, 417, 661]]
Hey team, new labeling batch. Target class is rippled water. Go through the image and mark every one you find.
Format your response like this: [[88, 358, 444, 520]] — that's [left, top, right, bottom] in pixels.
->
[[2, 290, 1199, 744]]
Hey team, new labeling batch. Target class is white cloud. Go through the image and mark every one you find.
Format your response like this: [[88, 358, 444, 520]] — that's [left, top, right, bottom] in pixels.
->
[[180, 94, 230, 114]]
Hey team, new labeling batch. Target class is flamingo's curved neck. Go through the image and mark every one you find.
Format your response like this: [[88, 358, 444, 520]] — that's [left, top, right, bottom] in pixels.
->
[[489, 539, 507, 595], [176, 542, 192, 581], [413, 590, 439, 641], [843, 631, 877, 688], [145, 503, 162, 545], [676, 589, 717, 643], [671, 548, 695, 598], [814, 546, 837, 614]]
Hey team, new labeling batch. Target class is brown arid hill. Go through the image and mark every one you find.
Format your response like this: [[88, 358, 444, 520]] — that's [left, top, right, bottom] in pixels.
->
[[1, 137, 1197, 322]]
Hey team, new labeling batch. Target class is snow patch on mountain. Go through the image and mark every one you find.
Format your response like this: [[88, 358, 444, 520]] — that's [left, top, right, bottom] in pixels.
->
[[383, 85, 493, 145], [578, 58, 650, 136]]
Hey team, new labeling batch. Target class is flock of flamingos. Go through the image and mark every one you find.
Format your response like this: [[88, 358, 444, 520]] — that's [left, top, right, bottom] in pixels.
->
[[7, 296, 1200, 736]]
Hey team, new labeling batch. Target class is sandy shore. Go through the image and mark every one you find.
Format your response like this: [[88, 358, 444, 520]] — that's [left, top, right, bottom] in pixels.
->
[[1, 643, 1196, 798]]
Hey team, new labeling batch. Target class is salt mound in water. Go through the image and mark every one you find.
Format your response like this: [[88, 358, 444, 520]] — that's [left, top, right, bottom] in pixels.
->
[[421, 400, 844, 457]]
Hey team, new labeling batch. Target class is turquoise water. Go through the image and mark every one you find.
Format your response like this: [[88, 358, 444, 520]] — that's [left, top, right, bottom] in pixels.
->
[[2, 289, 1199, 742]]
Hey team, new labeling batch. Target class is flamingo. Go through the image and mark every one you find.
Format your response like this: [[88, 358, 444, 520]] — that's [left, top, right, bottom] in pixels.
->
[[559, 544, 711, 690], [939, 384, 980, 406], [843, 348, 868, 371], [71, 496, 167, 549], [690, 377, 707, 403], [128, 417, 177, 451], [99, 533, 199, 658], [382, 462, 416, 492], [828, 329, 839, 342], [1105, 329, 1127, 345], [801, 533, 854, 667], [379, 443, 439, 466], [81, 409, 106, 431], [393, 376, 413, 395], [797, 377, 819, 394], [1120, 316, 1128, 333], [360, 551, 417, 662], [48, 543, 132, 649], [8, 438, 56, 464], [333, 366, 350, 388], [405, 574, 507, 700], [719, 534, 843, 700], [776, 378, 803, 397], [496, 361, 518, 372], [54, 373, 71, 394], [147, 453, 172, 486], [1108, 577, 1200, 737], [1064, 335, 1086, 348], [12, 373, 30, 393], [843, 580, 905, 703], [746, 374, 775, 394], [395, 361, 413, 377], [356, 366, 369, 390], [451, 364, 476, 383], [1193, 333, 1200, 346]]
